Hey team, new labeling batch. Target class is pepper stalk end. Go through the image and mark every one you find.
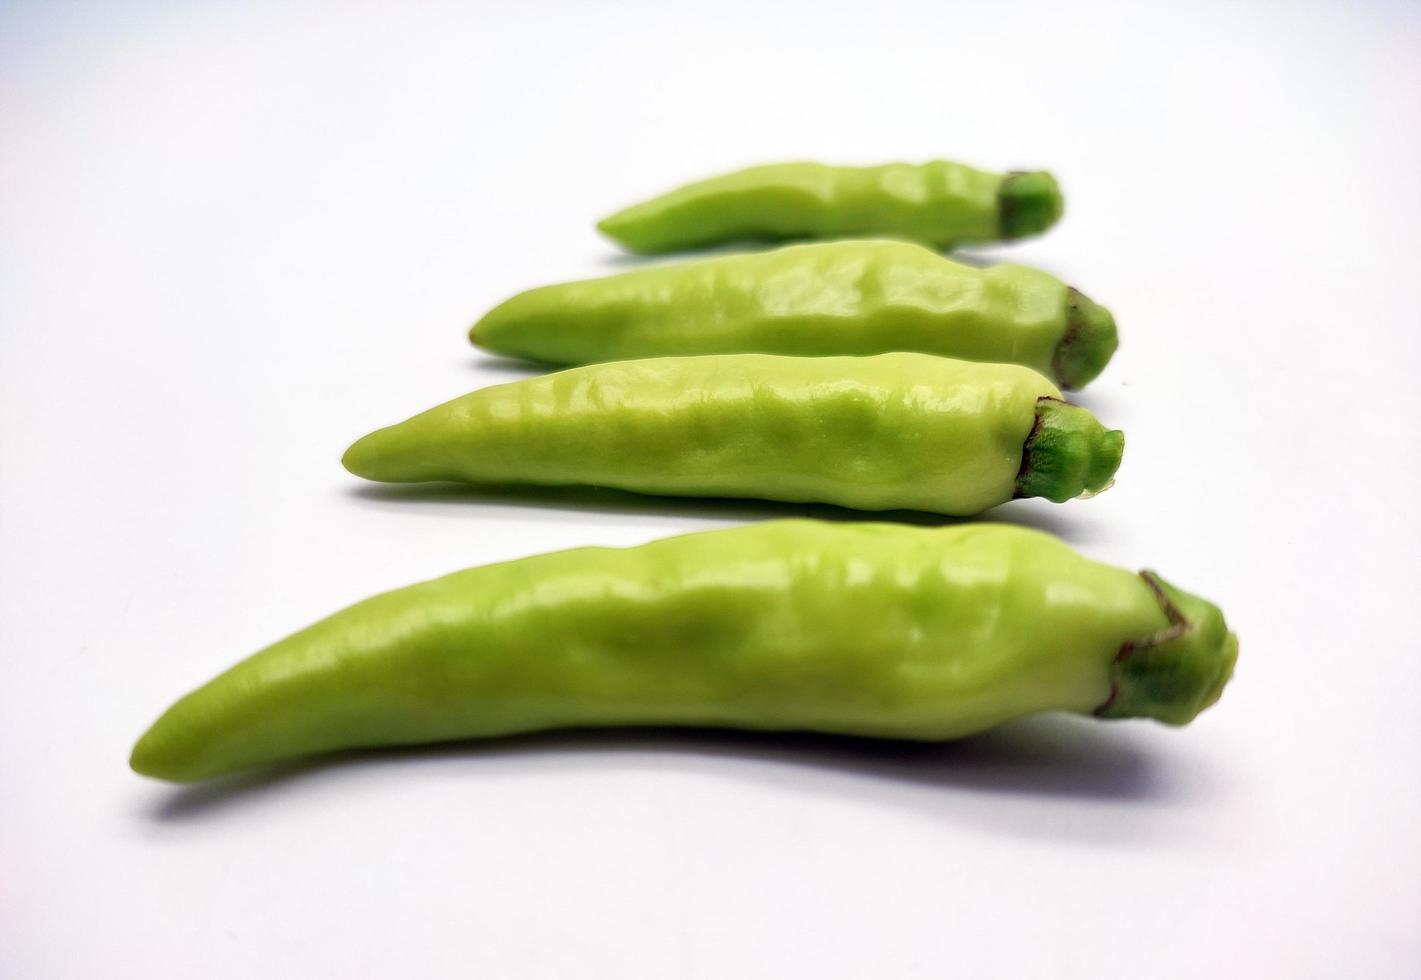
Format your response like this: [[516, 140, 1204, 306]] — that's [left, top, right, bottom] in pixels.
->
[[1053, 288, 1119, 390], [1096, 572, 1239, 725], [998, 170, 1064, 240], [1014, 398, 1124, 503]]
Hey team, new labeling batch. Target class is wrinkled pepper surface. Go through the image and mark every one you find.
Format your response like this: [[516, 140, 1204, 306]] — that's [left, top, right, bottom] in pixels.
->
[[598, 161, 1063, 254], [342, 353, 1123, 515], [473, 241, 1116, 389], [131, 521, 1238, 782]]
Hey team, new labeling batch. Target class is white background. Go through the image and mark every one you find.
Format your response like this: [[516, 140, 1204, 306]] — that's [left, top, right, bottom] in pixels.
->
[[3, 1, 1419, 976]]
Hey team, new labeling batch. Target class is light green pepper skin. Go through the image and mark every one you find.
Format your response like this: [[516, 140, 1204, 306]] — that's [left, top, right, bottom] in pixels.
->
[[472, 241, 1117, 390], [341, 353, 1123, 515], [130, 521, 1238, 783], [597, 162, 1063, 255]]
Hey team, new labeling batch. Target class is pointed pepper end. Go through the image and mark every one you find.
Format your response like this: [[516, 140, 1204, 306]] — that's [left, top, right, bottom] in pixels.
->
[[341, 430, 387, 481], [129, 723, 191, 782], [595, 210, 653, 255]]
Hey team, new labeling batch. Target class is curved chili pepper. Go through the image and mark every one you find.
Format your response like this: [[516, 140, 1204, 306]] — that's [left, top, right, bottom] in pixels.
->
[[341, 354, 1123, 515], [131, 521, 1237, 783], [472, 240, 1116, 389], [597, 161, 1063, 254]]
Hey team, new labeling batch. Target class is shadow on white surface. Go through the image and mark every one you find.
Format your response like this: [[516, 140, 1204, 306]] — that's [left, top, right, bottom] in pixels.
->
[[1059, 385, 1129, 419], [465, 354, 549, 378], [142, 715, 1217, 846], [593, 241, 773, 267], [589, 242, 1027, 271], [343, 482, 1104, 540]]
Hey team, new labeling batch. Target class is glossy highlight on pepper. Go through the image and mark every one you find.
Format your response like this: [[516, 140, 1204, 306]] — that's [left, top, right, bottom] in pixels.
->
[[342, 353, 1123, 515], [597, 160, 1064, 254], [131, 521, 1238, 783], [472, 240, 1118, 389]]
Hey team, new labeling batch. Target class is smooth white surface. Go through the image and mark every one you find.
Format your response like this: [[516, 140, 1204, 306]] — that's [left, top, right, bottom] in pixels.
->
[[3, 1, 1419, 976]]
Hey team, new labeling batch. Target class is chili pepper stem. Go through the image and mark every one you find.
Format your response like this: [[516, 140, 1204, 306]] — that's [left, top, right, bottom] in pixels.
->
[[1096, 572, 1240, 724], [1053, 288, 1119, 390], [998, 171, 1064, 240], [1014, 397, 1124, 502]]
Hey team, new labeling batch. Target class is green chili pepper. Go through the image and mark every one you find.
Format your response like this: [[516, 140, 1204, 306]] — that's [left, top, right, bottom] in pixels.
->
[[130, 520, 1238, 783], [341, 353, 1122, 515], [472, 240, 1116, 389], [597, 161, 1063, 254]]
